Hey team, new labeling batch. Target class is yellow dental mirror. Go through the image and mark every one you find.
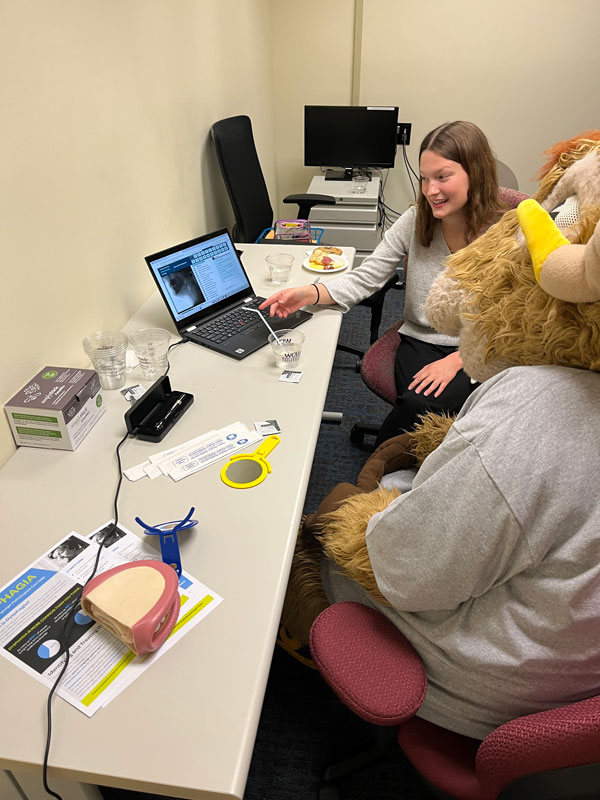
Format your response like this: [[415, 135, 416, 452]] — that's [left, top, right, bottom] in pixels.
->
[[220, 435, 280, 489]]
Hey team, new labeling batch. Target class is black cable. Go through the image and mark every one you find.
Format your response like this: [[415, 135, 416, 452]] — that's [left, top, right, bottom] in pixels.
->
[[164, 338, 187, 377], [402, 139, 419, 182], [42, 429, 130, 800], [403, 143, 417, 202], [374, 168, 392, 234], [382, 200, 402, 217]]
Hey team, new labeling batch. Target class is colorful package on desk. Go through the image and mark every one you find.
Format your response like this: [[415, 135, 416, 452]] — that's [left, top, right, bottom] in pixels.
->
[[4, 366, 105, 451], [273, 219, 312, 241]]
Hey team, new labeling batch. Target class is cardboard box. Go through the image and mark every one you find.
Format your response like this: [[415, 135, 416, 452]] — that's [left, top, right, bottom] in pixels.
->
[[5, 367, 105, 451]]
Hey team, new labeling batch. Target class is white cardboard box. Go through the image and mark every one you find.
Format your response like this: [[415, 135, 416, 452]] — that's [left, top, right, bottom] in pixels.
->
[[5, 366, 105, 450]]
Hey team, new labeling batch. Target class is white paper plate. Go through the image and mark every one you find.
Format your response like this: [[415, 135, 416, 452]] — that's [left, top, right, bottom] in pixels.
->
[[302, 254, 348, 273]]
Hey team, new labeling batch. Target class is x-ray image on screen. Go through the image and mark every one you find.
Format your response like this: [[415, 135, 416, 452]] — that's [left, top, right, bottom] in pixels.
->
[[164, 267, 206, 313]]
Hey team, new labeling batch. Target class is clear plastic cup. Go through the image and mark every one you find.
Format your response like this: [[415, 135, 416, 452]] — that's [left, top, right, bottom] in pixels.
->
[[82, 331, 128, 390], [266, 253, 294, 284], [128, 328, 171, 380], [352, 174, 369, 193], [268, 329, 305, 369]]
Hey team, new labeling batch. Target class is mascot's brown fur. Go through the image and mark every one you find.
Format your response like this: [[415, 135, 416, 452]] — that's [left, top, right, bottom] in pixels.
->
[[425, 132, 600, 381], [282, 132, 600, 645]]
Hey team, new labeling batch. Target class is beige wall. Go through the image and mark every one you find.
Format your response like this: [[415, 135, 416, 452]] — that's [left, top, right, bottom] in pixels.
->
[[358, 0, 600, 212], [272, 0, 599, 215], [271, 0, 356, 208], [0, 0, 276, 466]]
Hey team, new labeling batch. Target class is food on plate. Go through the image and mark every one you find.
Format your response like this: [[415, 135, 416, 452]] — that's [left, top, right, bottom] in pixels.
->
[[308, 246, 345, 270]]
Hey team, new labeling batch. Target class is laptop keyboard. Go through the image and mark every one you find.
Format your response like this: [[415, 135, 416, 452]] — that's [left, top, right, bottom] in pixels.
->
[[195, 297, 267, 343]]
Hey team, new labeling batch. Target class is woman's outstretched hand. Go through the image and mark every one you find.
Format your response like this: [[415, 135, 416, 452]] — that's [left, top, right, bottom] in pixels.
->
[[259, 285, 319, 318]]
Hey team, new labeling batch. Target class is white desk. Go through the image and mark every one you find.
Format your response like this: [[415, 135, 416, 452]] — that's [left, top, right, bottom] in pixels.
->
[[0, 243, 354, 800]]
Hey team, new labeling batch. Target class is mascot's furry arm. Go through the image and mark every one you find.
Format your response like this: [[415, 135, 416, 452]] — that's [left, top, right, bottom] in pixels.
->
[[300, 434, 418, 605], [311, 414, 455, 602], [411, 411, 455, 465], [318, 487, 401, 604]]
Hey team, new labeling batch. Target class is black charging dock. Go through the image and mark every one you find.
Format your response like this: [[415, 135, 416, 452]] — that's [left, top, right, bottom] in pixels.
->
[[124, 376, 193, 442]]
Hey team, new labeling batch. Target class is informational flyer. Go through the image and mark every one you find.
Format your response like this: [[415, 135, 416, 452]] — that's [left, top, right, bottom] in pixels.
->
[[0, 522, 222, 716]]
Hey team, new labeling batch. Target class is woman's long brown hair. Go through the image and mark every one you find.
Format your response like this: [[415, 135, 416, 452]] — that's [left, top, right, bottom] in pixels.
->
[[416, 121, 505, 246]]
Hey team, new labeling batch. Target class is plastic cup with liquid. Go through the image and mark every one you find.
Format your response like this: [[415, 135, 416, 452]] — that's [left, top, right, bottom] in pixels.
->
[[268, 329, 305, 369], [128, 328, 171, 380], [82, 330, 129, 390], [266, 253, 294, 284]]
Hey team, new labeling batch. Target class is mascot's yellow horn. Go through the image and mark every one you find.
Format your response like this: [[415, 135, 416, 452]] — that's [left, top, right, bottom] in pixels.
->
[[516, 198, 569, 283], [517, 198, 600, 303]]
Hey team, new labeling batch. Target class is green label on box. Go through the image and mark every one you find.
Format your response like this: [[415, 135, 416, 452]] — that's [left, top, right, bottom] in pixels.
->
[[12, 413, 58, 423], [15, 427, 62, 438]]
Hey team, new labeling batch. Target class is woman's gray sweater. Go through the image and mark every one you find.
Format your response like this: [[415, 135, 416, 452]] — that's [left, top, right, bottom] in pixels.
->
[[325, 205, 457, 347]]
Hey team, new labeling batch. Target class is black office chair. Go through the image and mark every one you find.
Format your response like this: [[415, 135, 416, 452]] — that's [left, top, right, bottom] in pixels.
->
[[211, 114, 334, 244], [210, 114, 400, 355]]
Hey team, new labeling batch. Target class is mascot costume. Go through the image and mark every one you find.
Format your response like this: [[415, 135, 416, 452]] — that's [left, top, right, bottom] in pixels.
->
[[281, 132, 600, 739]]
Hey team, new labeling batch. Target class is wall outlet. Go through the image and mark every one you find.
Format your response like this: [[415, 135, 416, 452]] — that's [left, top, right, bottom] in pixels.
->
[[397, 123, 412, 146]]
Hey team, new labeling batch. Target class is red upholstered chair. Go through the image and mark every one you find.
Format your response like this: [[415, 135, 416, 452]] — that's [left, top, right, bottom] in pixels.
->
[[349, 187, 530, 446], [310, 602, 600, 800]]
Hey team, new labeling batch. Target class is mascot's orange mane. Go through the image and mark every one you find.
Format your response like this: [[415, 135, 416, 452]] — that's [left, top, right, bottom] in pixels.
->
[[536, 130, 600, 180]]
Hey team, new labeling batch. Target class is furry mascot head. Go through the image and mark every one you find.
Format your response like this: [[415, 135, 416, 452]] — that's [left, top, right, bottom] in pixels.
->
[[425, 132, 600, 383]]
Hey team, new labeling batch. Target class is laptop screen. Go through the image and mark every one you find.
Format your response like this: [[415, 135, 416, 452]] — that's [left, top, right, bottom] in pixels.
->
[[146, 229, 252, 326]]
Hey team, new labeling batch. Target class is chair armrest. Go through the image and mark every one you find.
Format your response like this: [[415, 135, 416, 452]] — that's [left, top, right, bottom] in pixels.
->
[[476, 694, 600, 797], [309, 602, 427, 726], [283, 193, 336, 221], [283, 193, 336, 206]]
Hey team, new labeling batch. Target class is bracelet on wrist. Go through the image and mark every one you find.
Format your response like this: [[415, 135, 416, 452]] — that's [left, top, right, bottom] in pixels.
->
[[313, 283, 321, 303]]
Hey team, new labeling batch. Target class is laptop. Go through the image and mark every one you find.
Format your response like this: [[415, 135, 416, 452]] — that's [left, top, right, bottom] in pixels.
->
[[145, 229, 312, 360]]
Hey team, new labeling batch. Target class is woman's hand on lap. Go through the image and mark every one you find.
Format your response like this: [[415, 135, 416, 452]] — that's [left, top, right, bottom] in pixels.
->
[[408, 352, 463, 398]]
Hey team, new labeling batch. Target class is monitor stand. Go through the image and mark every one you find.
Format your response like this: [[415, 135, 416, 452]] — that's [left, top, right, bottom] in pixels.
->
[[324, 168, 372, 181], [325, 168, 354, 181]]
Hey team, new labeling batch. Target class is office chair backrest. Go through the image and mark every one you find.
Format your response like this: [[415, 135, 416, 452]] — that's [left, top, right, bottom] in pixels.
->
[[211, 115, 273, 243], [498, 185, 529, 209]]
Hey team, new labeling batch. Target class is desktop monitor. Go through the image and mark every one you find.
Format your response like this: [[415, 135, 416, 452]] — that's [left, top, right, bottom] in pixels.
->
[[304, 105, 399, 180]]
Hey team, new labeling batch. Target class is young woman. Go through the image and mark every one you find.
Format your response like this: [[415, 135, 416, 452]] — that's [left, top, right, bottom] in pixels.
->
[[259, 121, 506, 444]]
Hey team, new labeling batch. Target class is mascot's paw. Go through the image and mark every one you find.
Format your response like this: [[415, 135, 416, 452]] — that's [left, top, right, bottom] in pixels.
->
[[318, 487, 401, 605], [356, 432, 417, 492], [412, 412, 455, 465]]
